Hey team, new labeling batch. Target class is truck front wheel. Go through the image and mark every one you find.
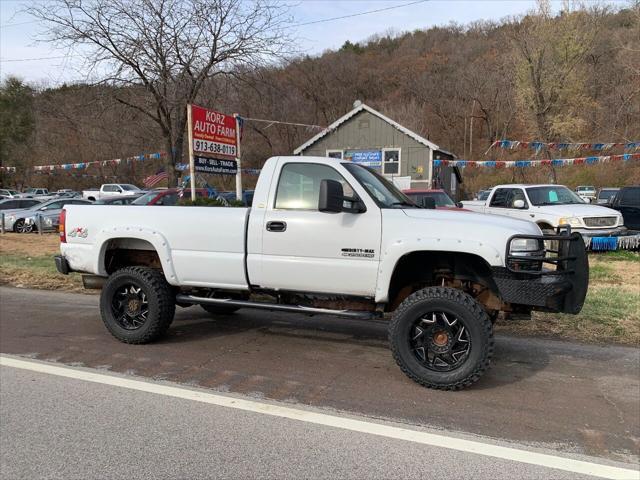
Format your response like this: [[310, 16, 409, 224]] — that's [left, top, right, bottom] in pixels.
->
[[100, 266, 175, 344], [389, 287, 494, 390]]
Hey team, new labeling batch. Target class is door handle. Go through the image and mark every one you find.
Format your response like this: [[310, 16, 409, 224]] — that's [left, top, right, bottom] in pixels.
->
[[266, 221, 287, 232]]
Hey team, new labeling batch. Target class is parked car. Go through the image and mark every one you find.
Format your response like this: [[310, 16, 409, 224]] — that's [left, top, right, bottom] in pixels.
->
[[402, 189, 467, 210], [462, 184, 625, 239], [0, 198, 43, 211], [596, 187, 620, 205], [57, 156, 589, 391], [607, 186, 640, 230], [132, 188, 213, 206], [25, 199, 93, 232], [55, 190, 82, 198], [16, 188, 53, 199], [218, 190, 255, 207], [83, 184, 142, 201], [575, 185, 596, 203], [94, 194, 144, 205], [0, 188, 21, 198], [476, 190, 491, 201], [4, 198, 92, 233]]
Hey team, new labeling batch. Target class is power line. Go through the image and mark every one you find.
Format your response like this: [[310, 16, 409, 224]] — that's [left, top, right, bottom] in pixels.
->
[[291, 0, 430, 27], [242, 117, 325, 129], [0, 55, 80, 63], [0, 20, 40, 28]]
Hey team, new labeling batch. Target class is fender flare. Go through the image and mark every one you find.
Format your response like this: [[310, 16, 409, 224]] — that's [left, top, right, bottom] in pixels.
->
[[374, 236, 503, 303], [94, 226, 179, 285]]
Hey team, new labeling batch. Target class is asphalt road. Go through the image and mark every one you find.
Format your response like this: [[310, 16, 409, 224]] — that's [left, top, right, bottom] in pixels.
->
[[2, 362, 634, 480], [1, 286, 639, 474]]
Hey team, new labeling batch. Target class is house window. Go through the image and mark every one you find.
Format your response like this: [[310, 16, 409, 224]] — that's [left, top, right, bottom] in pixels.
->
[[326, 149, 343, 159], [382, 148, 401, 175]]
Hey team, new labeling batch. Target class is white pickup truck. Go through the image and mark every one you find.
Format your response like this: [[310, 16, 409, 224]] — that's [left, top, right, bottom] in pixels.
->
[[462, 184, 626, 239], [83, 184, 142, 201], [56, 157, 589, 390]]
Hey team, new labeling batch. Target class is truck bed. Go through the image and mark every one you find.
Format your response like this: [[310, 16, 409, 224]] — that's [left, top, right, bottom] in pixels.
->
[[61, 205, 249, 289]]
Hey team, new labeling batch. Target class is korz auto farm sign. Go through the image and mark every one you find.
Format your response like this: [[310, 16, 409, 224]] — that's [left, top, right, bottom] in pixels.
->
[[190, 105, 237, 158]]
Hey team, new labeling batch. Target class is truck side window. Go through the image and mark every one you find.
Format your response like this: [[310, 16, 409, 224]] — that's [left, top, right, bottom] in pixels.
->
[[275, 163, 354, 210], [489, 188, 510, 208], [620, 188, 640, 206]]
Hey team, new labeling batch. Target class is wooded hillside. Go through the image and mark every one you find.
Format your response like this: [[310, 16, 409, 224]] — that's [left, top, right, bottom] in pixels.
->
[[1, 3, 638, 194]]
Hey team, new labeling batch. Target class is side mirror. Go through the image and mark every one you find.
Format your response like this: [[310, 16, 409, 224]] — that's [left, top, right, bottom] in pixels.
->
[[583, 197, 591, 204], [513, 199, 526, 209], [319, 179, 344, 213], [421, 197, 437, 209], [455, 201, 463, 208]]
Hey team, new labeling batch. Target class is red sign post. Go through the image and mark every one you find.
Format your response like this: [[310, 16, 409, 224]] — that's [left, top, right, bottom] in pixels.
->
[[187, 104, 242, 201]]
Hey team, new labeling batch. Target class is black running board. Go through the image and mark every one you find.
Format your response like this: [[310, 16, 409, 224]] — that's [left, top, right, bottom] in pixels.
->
[[175, 294, 380, 320]]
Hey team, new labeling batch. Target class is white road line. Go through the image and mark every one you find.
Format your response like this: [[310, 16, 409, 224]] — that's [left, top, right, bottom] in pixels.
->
[[1, 355, 638, 480]]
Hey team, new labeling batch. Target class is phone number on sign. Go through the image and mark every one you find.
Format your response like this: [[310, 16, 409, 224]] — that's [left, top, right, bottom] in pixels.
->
[[193, 139, 236, 156]]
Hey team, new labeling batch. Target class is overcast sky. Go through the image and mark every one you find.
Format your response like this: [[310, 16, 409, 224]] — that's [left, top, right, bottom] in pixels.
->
[[0, 0, 626, 85]]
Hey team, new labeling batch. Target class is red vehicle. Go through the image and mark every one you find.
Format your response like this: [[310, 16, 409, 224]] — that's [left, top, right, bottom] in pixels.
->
[[402, 189, 469, 211], [132, 188, 212, 206]]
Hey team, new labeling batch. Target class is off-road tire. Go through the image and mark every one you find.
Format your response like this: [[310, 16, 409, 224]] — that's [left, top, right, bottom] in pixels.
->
[[389, 287, 494, 391], [100, 266, 175, 344], [200, 304, 240, 315]]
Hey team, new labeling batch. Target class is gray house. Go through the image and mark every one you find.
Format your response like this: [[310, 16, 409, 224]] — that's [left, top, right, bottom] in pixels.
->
[[293, 101, 460, 196]]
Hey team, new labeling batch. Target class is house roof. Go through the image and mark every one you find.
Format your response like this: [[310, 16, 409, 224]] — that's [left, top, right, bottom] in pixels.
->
[[293, 102, 442, 155]]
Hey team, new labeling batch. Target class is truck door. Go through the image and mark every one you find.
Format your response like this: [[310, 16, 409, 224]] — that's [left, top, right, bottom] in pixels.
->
[[255, 161, 381, 297], [485, 188, 529, 219], [616, 188, 640, 229]]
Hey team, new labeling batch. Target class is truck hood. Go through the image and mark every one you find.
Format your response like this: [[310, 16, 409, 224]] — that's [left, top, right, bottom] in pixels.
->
[[529, 203, 620, 218], [402, 208, 542, 236]]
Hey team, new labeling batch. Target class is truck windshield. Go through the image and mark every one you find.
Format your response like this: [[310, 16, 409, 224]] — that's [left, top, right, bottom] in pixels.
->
[[526, 186, 585, 206], [120, 184, 140, 191], [343, 163, 418, 208]]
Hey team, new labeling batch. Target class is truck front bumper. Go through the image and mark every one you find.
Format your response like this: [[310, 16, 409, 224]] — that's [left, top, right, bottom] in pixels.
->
[[494, 229, 589, 314], [573, 226, 627, 239]]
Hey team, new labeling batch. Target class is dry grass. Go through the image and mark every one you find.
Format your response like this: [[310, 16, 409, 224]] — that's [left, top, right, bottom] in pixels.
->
[[0, 233, 86, 292], [1, 233, 639, 343], [496, 255, 640, 345]]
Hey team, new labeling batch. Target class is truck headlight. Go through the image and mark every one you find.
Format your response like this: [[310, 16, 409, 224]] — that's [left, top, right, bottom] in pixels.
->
[[558, 217, 582, 227], [510, 238, 543, 254]]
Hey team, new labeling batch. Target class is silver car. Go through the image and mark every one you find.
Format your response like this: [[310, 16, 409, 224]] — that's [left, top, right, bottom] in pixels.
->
[[3, 198, 91, 233]]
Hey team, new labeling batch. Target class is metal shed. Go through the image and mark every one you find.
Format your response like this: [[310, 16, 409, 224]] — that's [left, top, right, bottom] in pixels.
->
[[293, 101, 460, 197]]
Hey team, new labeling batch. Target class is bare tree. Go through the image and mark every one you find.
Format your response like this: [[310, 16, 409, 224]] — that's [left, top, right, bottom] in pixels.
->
[[509, 1, 607, 181], [29, 0, 291, 185]]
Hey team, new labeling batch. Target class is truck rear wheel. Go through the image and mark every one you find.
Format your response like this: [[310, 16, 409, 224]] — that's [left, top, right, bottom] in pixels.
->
[[389, 287, 493, 390], [100, 266, 175, 344]]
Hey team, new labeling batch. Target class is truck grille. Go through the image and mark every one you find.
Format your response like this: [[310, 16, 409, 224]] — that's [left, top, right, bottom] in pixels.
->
[[583, 217, 617, 228]]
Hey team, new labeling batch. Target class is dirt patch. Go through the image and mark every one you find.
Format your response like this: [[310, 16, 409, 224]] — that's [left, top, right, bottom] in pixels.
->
[[0, 232, 60, 256]]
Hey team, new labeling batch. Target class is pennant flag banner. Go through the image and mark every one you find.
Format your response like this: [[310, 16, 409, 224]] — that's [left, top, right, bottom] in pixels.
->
[[32, 151, 167, 173], [489, 140, 640, 152], [434, 153, 640, 168]]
